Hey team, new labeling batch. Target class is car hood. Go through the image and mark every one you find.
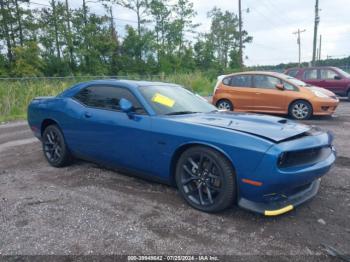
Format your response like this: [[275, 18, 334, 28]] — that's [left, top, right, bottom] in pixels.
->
[[173, 112, 311, 143], [304, 85, 337, 97]]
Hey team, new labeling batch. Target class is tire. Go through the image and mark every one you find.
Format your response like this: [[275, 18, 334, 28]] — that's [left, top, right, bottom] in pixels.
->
[[42, 124, 71, 167], [216, 99, 233, 111], [289, 100, 313, 120], [175, 146, 236, 213], [347, 89, 350, 101]]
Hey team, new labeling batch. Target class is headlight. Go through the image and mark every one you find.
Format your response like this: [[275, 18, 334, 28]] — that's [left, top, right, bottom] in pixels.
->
[[312, 90, 330, 98]]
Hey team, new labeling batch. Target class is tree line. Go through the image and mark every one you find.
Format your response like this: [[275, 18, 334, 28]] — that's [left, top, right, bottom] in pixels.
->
[[0, 0, 252, 77]]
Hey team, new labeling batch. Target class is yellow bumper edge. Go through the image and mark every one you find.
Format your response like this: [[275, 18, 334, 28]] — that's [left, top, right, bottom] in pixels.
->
[[264, 205, 294, 216]]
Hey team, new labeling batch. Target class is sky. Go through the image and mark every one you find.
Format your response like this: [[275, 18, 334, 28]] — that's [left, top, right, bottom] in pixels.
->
[[32, 0, 350, 66]]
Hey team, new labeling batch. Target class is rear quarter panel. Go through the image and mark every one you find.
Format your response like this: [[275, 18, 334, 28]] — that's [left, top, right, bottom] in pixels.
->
[[28, 97, 79, 141], [214, 84, 256, 111]]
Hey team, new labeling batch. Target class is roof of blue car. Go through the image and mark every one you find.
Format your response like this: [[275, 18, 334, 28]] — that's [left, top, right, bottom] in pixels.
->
[[83, 79, 180, 87], [58, 79, 181, 97]]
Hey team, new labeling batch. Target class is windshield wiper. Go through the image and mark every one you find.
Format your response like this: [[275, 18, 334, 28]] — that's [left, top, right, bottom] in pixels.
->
[[165, 111, 199, 115]]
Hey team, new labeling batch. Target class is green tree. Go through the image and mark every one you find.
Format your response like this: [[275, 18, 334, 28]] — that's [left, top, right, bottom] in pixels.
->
[[168, 0, 198, 55], [0, 0, 254, 77], [194, 35, 217, 71], [116, 0, 148, 36], [11, 41, 43, 76], [120, 25, 155, 74], [149, 0, 170, 59]]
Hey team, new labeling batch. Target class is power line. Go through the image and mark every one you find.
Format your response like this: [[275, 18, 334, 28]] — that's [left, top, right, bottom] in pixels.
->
[[28, 1, 51, 7], [259, 0, 291, 25]]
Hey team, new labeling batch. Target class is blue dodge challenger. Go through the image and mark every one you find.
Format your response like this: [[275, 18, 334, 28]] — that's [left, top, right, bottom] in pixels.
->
[[28, 80, 336, 216]]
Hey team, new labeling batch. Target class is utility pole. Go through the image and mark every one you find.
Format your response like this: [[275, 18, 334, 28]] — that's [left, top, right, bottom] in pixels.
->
[[83, 0, 87, 26], [293, 29, 306, 67], [238, 0, 243, 68], [109, 6, 117, 41], [318, 34, 322, 61], [312, 0, 320, 65], [237, 1, 250, 68]]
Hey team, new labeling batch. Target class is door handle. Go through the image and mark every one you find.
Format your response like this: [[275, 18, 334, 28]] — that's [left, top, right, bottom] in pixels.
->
[[84, 111, 92, 118], [255, 92, 261, 95]]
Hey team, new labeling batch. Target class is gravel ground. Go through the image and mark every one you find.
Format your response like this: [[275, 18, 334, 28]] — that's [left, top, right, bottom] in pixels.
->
[[0, 101, 349, 260]]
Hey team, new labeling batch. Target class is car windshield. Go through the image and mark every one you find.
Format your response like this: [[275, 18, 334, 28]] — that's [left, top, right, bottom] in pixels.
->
[[273, 72, 309, 87], [285, 76, 309, 87], [337, 68, 350, 78], [138, 85, 217, 115]]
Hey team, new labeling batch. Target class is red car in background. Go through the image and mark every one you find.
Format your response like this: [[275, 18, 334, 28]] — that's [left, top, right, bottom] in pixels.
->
[[285, 66, 350, 100]]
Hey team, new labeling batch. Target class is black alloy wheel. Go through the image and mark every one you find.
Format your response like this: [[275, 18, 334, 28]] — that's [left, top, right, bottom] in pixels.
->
[[176, 146, 236, 213], [42, 125, 71, 167]]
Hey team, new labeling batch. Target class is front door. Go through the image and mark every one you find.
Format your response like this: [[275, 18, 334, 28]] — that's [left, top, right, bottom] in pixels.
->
[[252, 74, 286, 113], [70, 85, 153, 173], [319, 68, 346, 95]]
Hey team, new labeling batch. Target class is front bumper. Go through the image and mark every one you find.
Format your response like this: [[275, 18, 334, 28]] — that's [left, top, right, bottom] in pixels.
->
[[238, 178, 321, 216], [312, 98, 339, 116], [237, 131, 336, 216]]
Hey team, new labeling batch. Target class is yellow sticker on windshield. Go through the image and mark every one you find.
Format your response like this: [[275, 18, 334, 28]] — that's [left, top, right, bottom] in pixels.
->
[[152, 93, 175, 107]]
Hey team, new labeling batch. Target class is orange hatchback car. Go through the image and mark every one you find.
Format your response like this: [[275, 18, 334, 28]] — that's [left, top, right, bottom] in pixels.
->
[[213, 71, 339, 120]]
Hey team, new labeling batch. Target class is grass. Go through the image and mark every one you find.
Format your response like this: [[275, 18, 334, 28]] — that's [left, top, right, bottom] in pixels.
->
[[0, 73, 215, 122]]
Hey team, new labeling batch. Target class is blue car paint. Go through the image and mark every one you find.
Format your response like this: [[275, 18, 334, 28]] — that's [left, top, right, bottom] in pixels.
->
[[28, 80, 336, 214]]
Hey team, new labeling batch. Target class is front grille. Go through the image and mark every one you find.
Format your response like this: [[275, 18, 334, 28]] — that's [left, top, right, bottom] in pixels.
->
[[278, 146, 332, 168], [263, 182, 312, 202]]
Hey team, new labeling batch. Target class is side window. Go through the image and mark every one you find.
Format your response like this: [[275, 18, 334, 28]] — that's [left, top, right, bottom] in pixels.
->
[[286, 69, 298, 78], [254, 75, 281, 89], [230, 75, 252, 87], [283, 81, 297, 91], [222, 77, 232, 86], [74, 86, 146, 114], [304, 69, 318, 80], [320, 69, 339, 80]]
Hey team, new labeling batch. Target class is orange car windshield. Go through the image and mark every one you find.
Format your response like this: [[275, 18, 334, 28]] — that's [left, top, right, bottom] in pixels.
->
[[285, 77, 309, 87]]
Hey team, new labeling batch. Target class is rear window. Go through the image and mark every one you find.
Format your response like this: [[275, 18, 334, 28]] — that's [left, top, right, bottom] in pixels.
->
[[286, 69, 299, 78], [227, 75, 253, 87], [304, 69, 318, 80], [222, 77, 231, 86]]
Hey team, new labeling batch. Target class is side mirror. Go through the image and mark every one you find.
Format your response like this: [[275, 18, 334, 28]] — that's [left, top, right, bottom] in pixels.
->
[[334, 75, 342, 80], [119, 98, 133, 113], [275, 83, 285, 90]]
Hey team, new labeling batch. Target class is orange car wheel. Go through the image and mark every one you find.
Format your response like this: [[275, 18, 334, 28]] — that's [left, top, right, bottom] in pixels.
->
[[216, 99, 233, 111], [289, 100, 313, 120]]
